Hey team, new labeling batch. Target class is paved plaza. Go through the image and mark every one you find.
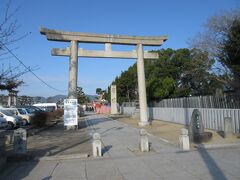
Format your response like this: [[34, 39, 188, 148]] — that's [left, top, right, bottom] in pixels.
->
[[0, 114, 240, 180]]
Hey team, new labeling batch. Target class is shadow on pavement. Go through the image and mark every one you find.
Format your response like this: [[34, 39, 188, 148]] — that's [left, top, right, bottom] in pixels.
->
[[197, 147, 227, 180], [102, 145, 112, 155], [28, 121, 92, 157], [86, 116, 115, 126], [217, 131, 225, 138]]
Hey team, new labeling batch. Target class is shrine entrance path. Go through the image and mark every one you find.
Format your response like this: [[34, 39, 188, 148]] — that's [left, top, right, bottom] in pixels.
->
[[0, 114, 239, 180]]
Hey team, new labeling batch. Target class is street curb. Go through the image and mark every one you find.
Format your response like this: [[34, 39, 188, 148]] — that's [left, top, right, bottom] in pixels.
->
[[195, 142, 240, 149], [34, 153, 89, 161]]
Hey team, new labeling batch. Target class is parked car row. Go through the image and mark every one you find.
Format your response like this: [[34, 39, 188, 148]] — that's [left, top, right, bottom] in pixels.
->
[[0, 106, 43, 130]]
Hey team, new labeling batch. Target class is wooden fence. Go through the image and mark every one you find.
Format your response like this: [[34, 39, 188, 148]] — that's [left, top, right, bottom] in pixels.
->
[[149, 94, 240, 109], [122, 107, 240, 133]]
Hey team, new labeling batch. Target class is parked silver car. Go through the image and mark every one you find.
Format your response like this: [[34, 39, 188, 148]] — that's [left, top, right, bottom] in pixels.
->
[[0, 109, 22, 129]]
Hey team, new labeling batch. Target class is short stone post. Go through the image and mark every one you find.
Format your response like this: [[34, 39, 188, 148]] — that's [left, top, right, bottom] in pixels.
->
[[0, 133, 6, 169], [140, 129, 149, 152], [5, 131, 14, 145], [92, 133, 102, 157], [179, 128, 190, 151], [224, 117, 233, 138], [5, 134, 14, 145], [14, 128, 27, 154]]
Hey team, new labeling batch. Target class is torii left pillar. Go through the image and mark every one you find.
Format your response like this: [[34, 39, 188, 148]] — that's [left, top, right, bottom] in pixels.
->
[[66, 41, 78, 130], [136, 44, 148, 126], [68, 41, 78, 99]]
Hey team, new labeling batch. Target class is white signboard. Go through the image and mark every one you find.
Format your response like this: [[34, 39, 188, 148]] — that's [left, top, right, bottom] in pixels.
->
[[64, 99, 78, 126]]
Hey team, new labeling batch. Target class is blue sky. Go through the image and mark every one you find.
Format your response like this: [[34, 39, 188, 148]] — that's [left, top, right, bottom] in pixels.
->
[[1, 0, 239, 97]]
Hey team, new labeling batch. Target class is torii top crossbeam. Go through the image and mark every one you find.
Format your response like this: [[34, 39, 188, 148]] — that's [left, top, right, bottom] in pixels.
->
[[40, 27, 167, 46]]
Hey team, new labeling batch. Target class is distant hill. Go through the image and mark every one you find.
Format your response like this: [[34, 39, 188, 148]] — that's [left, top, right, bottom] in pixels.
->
[[87, 95, 98, 101], [10, 94, 99, 106], [49, 95, 67, 103], [46, 94, 98, 103], [33, 95, 67, 103]]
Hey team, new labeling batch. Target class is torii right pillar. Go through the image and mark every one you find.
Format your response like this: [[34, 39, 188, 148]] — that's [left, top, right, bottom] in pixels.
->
[[136, 44, 149, 126]]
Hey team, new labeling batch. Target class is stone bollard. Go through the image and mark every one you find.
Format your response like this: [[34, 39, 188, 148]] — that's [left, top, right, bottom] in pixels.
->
[[92, 133, 102, 157], [14, 128, 27, 154], [140, 129, 149, 152], [179, 128, 190, 151], [224, 117, 233, 138], [5, 132, 14, 145]]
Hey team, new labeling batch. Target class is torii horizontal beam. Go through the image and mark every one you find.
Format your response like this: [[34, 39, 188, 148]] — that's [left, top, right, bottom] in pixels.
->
[[40, 27, 168, 46], [51, 48, 159, 59]]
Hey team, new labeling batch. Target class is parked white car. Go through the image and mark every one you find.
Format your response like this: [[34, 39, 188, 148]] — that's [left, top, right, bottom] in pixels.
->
[[33, 103, 57, 112], [0, 109, 22, 129], [6, 108, 32, 125]]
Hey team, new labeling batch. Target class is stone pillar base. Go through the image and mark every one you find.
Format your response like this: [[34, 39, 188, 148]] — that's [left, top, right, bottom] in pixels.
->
[[140, 129, 149, 152], [138, 121, 150, 126], [132, 109, 140, 119], [111, 112, 119, 115]]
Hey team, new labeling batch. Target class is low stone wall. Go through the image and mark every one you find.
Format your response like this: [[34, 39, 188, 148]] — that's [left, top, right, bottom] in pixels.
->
[[122, 107, 136, 115]]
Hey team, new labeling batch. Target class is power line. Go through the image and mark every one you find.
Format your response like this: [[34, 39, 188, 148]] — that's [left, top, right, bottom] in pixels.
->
[[0, 42, 67, 93]]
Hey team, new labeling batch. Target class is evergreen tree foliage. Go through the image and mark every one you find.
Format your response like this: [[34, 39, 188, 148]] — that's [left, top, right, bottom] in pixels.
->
[[77, 87, 88, 104], [108, 48, 222, 104]]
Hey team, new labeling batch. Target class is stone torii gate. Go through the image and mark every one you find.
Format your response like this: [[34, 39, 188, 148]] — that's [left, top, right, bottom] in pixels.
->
[[40, 28, 167, 126]]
